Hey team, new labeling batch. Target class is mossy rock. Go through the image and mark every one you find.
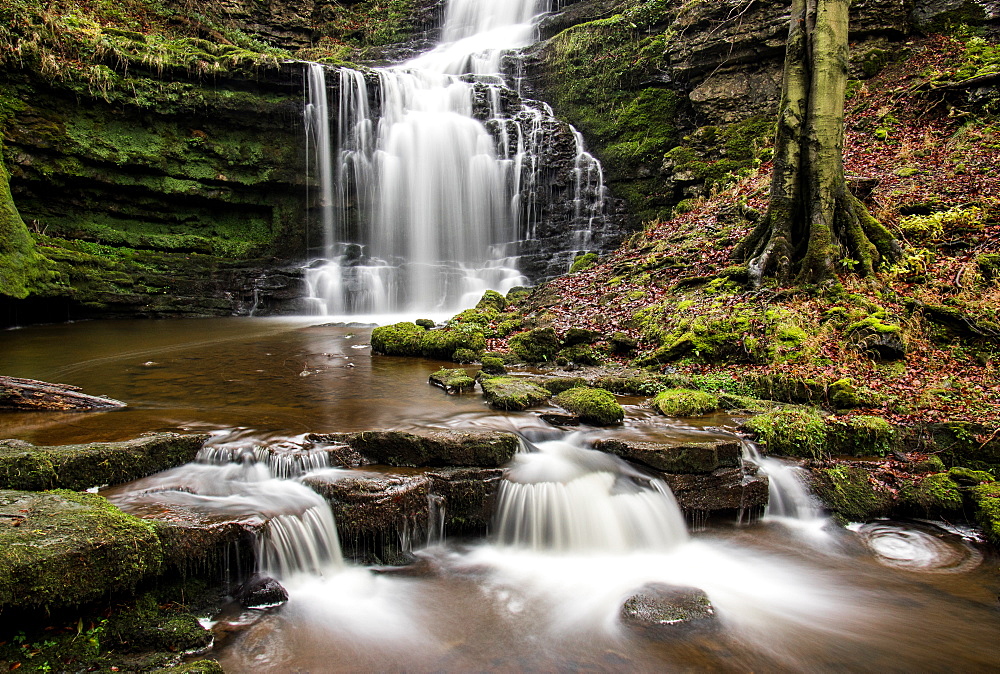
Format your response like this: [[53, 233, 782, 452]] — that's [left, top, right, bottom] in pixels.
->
[[594, 373, 691, 396], [451, 348, 479, 364], [978, 253, 1000, 282], [716, 392, 776, 414], [153, 661, 224, 674], [479, 377, 552, 411], [810, 465, 893, 522], [970, 482, 1000, 545], [570, 252, 598, 273], [0, 433, 208, 491], [563, 327, 601, 346], [827, 416, 896, 457], [429, 368, 475, 394], [609, 332, 638, 355], [652, 389, 719, 417], [906, 472, 964, 513], [743, 408, 827, 459], [0, 490, 162, 611], [920, 422, 1000, 471], [553, 387, 624, 425], [557, 344, 603, 365], [745, 373, 826, 404], [480, 356, 507, 375], [475, 290, 508, 312], [542, 377, 587, 395], [910, 454, 946, 473], [947, 466, 995, 485], [415, 318, 436, 329], [594, 438, 740, 474], [420, 326, 486, 360], [104, 593, 212, 654], [371, 322, 424, 356], [509, 327, 561, 363], [828, 378, 861, 410]]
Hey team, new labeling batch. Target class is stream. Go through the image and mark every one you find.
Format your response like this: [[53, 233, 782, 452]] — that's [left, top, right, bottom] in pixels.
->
[[1, 318, 997, 672]]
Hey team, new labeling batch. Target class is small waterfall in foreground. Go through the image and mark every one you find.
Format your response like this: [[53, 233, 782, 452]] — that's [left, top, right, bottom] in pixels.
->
[[740, 439, 824, 522], [495, 434, 689, 553], [304, 0, 608, 315]]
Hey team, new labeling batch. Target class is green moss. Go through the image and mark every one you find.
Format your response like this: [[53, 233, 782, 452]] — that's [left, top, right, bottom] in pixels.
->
[[0, 489, 162, 611], [811, 465, 893, 522], [828, 378, 861, 409], [509, 327, 561, 362], [910, 472, 964, 512], [570, 252, 598, 273], [553, 387, 625, 425], [371, 322, 425, 356], [479, 376, 551, 411], [479, 356, 506, 376], [104, 593, 211, 653], [970, 482, 1000, 545], [0, 144, 49, 298], [542, 377, 587, 395], [652, 388, 720, 417], [419, 325, 486, 360], [429, 368, 476, 393], [475, 289, 508, 312], [912, 454, 946, 473], [451, 348, 478, 364], [977, 253, 1000, 282], [557, 344, 603, 365], [947, 466, 995, 485], [744, 409, 828, 458], [827, 416, 897, 457]]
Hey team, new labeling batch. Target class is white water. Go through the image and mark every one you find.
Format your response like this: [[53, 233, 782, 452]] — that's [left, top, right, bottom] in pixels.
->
[[740, 439, 826, 527], [304, 0, 606, 317]]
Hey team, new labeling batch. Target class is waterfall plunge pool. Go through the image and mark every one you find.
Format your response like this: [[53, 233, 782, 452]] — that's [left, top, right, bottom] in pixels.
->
[[1, 318, 998, 671]]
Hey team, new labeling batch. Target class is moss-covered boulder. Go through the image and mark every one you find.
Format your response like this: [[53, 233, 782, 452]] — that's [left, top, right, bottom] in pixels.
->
[[479, 376, 552, 411], [509, 327, 561, 362], [428, 368, 475, 394], [542, 376, 587, 395], [553, 387, 624, 425], [810, 465, 893, 522], [0, 490, 162, 612], [947, 466, 995, 485], [562, 327, 601, 346], [104, 593, 212, 654], [312, 430, 519, 467], [970, 482, 1000, 545], [475, 290, 508, 312], [594, 439, 740, 474], [905, 472, 964, 514], [480, 356, 507, 375], [370, 322, 425, 356], [652, 389, 719, 417], [911, 422, 1000, 471], [419, 326, 486, 360], [827, 416, 897, 457], [557, 344, 603, 365], [743, 409, 827, 459], [0, 433, 208, 491]]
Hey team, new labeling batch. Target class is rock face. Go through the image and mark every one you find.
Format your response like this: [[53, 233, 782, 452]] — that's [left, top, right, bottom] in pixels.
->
[[593, 438, 740, 474], [0, 433, 209, 491], [0, 490, 162, 611], [426, 467, 504, 535], [662, 467, 769, 513], [311, 430, 519, 468], [620, 583, 716, 629]]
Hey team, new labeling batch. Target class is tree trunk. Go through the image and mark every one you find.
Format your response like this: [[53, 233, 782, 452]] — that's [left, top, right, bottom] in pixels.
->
[[734, 0, 899, 285]]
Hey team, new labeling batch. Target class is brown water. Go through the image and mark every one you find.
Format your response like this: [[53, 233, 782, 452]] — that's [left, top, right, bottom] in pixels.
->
[[2, 318, 999, 672]]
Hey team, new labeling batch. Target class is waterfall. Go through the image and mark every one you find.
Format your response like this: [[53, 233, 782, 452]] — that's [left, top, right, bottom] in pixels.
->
[[740, 439, 824, 522], [494, 435, 689, 553], [304, 0, 608, 316]]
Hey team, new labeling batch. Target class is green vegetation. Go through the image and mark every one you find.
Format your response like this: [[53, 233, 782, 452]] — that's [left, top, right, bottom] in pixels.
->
[[479, 376, 551, 411], [811, 465, 893, 522], [553, 387, 625, 425], [429, 368, 476, 393], [827, 416, 896, 457], [652, 388, 720, 417], [570, 252, 597, 273], [509, 327, 561, 362], [744, 408, 827, 459], [970, 481, 1000, 545]]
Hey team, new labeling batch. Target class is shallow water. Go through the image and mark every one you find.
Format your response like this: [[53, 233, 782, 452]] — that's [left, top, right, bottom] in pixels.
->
[[3, 318, 999, 671]]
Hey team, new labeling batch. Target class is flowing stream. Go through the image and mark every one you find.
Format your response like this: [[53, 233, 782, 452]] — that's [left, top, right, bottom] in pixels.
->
[[303, 0, 606, 316], [2, 318, 998, 671]]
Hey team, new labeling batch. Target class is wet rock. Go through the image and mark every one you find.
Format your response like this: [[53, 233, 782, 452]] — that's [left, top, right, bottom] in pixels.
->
[[426, 467, 504, 535], [105, 592, 212, 654], [509, 327, 562, 362], [311, 430, 519, 468], [0, 433, 209, 491], [0, 375, 126, 410], [662, 467, 768, 512], [429, 368, 476, 394], [236, 575, 288, 608], [809, 465, 894, 522], [621, 584, 715, 629], [0, 490, 162, 611], [540, 413, 582, 427], [594, 439, 740, 474], [303, 472, 431, 562], [152, 517, 259, 577], [479, 376, 552, 411], [553, 387, 624, 425]]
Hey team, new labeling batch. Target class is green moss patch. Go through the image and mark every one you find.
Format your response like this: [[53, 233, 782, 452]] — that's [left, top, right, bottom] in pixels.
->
[[553, 387, 625, 425], [970, 482, 1000, 545], [827, 416, 897, 457], [316, 430, 519, 468], [652, 388, 719, 417], [429, 368, 475, 394], [744, 409, 827, 459], [0, 490, 162, 611], [479, 376, 552, 411], [810, 466, 893, 522], [509, 327, 561, 363], [371, 322, 485, 360]]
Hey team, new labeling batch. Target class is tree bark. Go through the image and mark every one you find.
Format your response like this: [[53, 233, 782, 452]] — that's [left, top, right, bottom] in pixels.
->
[[0, 376, 126, 410], [734, 0, 899, 285]]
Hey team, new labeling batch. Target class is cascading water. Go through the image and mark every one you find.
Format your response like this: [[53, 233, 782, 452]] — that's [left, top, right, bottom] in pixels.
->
[[740, 439, 825, 523], [304, 0, 608, 316], [495, 434, 689, 552]]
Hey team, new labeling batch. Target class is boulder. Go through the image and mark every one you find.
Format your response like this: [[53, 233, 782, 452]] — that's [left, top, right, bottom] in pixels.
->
[[479, 376, 552, 411], [509, 327, 561, 362], [0, 490, 162, 612], [235, 575, 288, 608], [429, 368, 476, 394], [0, 433, 209, 491], [621, 584, 715, 629], [593, 439, 740, 474], [426, 467, 504, 535], [662, 467, 768, 512], [553, 387, 624, 425], [310, 430, 519, 468]]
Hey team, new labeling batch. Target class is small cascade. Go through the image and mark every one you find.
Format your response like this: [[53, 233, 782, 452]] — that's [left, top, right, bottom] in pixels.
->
[[260, 505, 343, 577], [740, 439, 824, 522], [303, 0, 609, 316], [198, 441, 332, 480], [495, 434, 688, 553], [426, 493, 446, 546]]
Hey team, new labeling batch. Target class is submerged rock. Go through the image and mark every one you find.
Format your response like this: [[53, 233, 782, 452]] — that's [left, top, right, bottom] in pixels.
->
[[0, 432, 209, 491], [235, 574, 288, 608], [593, 438, 740, 474], [621, 584, 715, 629], [0, 490, 162, 611], [311, 430, 518, 467]]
